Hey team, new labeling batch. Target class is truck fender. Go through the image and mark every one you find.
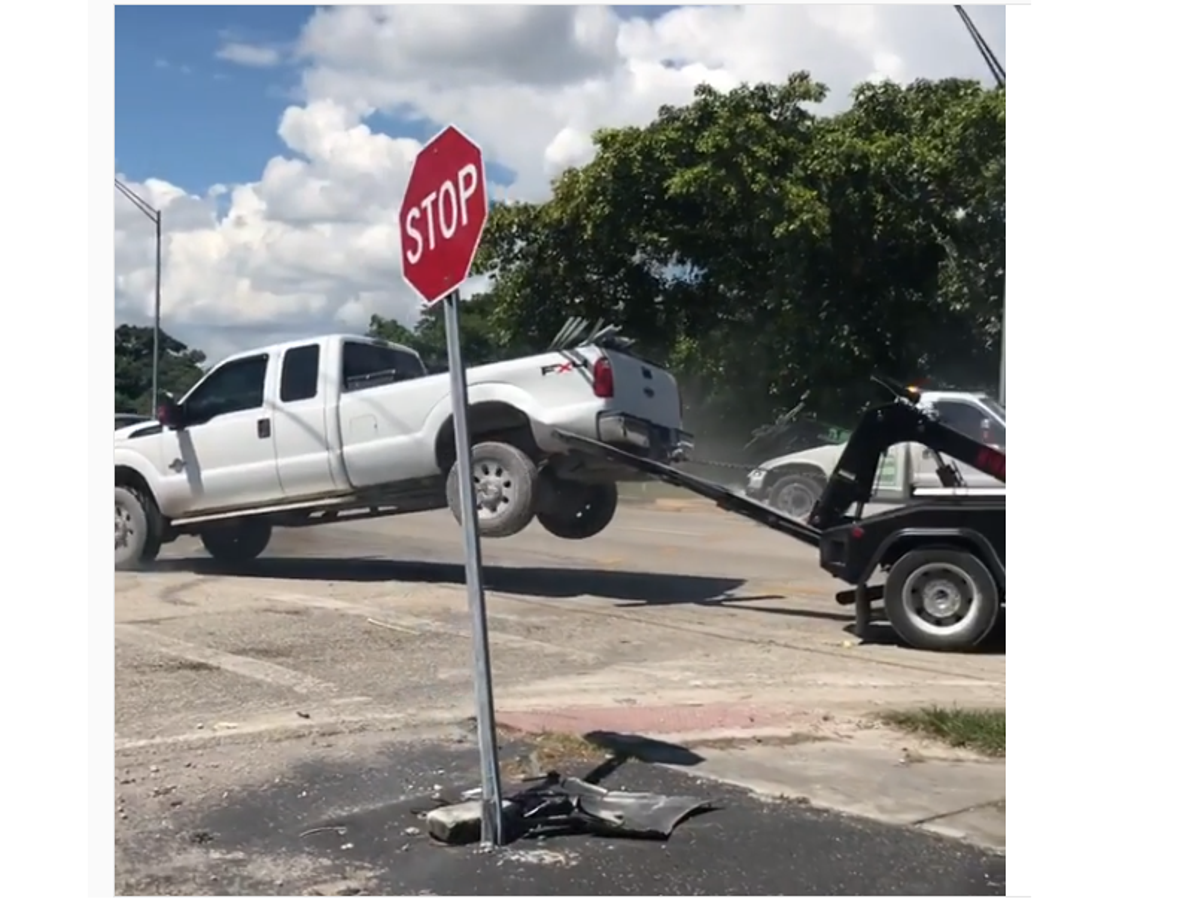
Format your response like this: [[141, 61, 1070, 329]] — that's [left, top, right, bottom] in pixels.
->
[[420, 382, 555, 462], [114, 452, 168, 531], [866, 528, 1005, 590]]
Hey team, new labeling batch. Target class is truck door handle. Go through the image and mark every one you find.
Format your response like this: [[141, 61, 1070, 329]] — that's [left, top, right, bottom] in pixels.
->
[[257, 418, 271, 439]]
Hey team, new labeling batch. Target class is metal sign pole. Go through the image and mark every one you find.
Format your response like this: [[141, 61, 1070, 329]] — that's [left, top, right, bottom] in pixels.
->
[[998, 285, 1006, 405], [443, 288, 505, 846]]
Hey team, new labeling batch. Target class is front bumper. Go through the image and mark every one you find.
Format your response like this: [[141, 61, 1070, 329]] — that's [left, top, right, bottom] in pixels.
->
[[597, 413, 694, 463]]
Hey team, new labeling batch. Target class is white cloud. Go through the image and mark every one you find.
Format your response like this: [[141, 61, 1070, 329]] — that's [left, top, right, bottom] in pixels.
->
[[115, 4, 1005, 361], [215, 41, 282, 68]]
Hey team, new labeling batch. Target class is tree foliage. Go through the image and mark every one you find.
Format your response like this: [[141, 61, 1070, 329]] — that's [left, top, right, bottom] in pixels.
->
[[469, 73, 1004, 434], [366, 293, 535, 372], [114, 325, 207, 414]]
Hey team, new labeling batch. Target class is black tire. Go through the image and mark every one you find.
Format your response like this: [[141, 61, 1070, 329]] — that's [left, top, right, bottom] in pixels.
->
[[537, 482, 619, 540], [115, 485, 162, 570], [767, 471, 827, 519], [883, 547, 1001, 652], [199, 520, 273, 564], [446, 441, 538, 538]]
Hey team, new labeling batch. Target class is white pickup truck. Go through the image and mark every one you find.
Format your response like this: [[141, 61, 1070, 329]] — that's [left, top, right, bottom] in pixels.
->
[[114, 334, 691, 569], [744, 390, 1006, 517]]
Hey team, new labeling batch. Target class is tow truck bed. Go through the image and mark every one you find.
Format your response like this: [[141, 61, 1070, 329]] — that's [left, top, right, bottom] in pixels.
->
[[554, 378, 1007, 653]]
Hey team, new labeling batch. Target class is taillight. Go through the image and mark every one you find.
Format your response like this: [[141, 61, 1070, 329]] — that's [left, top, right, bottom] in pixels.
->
[[593, 357, 614, 398]]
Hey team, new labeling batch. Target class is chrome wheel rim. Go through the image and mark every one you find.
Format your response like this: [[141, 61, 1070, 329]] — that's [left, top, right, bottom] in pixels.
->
[[900, 562, 982, 638], [472, 458, 515, 521]]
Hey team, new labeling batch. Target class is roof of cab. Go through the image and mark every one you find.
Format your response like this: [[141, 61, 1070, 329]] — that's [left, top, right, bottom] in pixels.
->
[[225, 333, 416, 359]]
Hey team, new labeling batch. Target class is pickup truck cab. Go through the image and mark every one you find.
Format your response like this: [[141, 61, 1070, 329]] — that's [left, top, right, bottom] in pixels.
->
[[744, 390, 1005, 518], [115, 333, 691, 569]]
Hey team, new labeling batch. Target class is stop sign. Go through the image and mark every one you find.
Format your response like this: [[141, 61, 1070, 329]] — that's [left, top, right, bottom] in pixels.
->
[[399, 125, 489, 305]]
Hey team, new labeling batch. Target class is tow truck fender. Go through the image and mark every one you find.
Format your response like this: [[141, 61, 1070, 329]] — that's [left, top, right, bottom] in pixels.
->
[[863, 527, 1005, 590]]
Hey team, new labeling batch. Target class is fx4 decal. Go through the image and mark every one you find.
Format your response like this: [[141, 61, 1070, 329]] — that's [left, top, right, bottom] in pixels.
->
[[540, 360, 589, 376]]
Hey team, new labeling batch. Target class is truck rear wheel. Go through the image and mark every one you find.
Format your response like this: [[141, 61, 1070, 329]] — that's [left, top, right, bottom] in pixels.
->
[[199, 520, 273, 564], [115, 485, 162, 570], [884, 548, 1000, 652], [537, 482, 619, 540], [446, 441, 538, 539]]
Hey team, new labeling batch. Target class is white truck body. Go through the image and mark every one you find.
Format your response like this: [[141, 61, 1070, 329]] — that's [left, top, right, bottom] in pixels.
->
[[114, 334, 690, 565], [744, 390, 1005, 516]]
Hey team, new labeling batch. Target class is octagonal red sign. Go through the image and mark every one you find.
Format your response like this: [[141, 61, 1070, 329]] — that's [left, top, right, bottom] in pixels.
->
[[399, 125, 490, 305]]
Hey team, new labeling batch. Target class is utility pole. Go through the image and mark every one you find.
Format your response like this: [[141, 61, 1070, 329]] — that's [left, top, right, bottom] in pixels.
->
[[115, 179, 164, 412], [953, 5, 1006, 404]]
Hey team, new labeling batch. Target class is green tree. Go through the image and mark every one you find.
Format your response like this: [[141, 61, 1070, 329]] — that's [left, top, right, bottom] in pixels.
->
[[114, 325, 207, 414], [470, 73, 1004, 436], [366, 293, 533, 371]]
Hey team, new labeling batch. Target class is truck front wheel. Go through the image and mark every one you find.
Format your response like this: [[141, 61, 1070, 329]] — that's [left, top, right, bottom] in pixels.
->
[[537, 482, 619, 540], [115, 485, 163, 570], [883, 548, 1000, 652], [767, 471, 826, 519], [199, 520, 273, 564], [446, 441, 538, 538]]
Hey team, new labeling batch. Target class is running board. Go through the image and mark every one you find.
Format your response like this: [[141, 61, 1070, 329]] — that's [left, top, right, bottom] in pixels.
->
[[554, 429, 822, 548], [171, 495, 350, 526]]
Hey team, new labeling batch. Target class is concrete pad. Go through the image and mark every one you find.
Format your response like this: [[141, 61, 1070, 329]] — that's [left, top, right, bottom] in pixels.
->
[[683, 739, 1006, 850]]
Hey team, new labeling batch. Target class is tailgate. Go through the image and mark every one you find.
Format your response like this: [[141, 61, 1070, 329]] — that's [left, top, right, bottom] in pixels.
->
[[603, 349, 684, 429]]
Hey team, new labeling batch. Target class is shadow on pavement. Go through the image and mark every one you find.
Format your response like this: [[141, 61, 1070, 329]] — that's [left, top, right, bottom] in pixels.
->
[[150, 555, 747, 605], [582, 731, 706, 783], [615, 594, 852, 623]]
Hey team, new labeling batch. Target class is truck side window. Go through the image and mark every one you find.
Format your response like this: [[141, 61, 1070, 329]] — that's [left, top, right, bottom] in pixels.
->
[[186, 354, 268, 421], [933, 400, 988, 441], [342, 342, 427, 392], [280, 344, 320, 402]]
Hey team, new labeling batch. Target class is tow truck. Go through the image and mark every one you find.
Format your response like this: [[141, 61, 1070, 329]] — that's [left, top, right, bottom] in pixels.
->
[[556, 377, 1006, 653]]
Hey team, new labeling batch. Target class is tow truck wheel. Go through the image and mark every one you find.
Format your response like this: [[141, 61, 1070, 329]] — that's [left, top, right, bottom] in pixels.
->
[[767, 471, 826, 519], [199, 520, 273, 564], [536, 482, 619, 540], [884, 548, 1000, 652], [446, 440, 538, 539]]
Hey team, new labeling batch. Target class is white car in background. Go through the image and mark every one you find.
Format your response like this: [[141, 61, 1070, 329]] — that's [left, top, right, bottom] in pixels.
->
[[744, 390, 1006, 518]]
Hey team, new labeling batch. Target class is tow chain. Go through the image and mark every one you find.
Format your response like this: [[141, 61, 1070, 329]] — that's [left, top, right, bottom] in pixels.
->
[[682, 457, 757, 472]]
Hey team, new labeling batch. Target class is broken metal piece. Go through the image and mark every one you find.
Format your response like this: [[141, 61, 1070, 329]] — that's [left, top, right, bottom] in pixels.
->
[[426, 773, 715, 846]]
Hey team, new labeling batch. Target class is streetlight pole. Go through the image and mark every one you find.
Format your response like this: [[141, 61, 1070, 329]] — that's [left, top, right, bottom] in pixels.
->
[[952, 5, 1006, 405], [114, 179, 164, 413]]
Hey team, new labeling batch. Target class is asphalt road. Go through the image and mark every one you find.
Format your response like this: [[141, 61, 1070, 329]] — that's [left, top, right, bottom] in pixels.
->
[[114, 503, 1006, 894], [116, 736, 1005, 896]]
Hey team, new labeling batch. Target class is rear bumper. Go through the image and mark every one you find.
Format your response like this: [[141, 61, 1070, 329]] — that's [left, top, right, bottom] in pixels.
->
[[597, 412, 693, 463]]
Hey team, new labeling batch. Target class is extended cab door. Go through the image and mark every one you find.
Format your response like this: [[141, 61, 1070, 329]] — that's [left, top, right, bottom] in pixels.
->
[[162, 352, 284, 515], [272, 342, 345, 499]]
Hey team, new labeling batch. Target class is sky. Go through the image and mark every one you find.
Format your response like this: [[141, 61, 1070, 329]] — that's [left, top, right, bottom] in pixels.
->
[[114, 3, 1006, 362]]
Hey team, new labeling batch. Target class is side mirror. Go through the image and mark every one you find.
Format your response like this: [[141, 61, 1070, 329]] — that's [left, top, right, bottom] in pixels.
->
[[156, 399, 185, 430]]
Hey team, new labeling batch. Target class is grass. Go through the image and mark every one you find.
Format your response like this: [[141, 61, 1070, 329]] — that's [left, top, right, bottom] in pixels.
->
[[881, 706, 1006, 758], [498, 728, 610, 779]]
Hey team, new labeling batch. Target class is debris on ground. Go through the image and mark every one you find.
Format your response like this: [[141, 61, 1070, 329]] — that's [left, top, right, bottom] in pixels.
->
[[425, 771, 714, 846]]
